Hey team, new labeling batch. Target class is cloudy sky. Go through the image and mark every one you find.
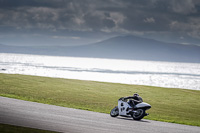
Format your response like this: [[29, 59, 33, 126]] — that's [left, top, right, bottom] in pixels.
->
[[0, 0, 200, 46]]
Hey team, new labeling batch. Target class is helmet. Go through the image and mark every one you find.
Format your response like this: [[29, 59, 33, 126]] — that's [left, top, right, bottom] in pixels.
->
[[133, 93, 139, 97]]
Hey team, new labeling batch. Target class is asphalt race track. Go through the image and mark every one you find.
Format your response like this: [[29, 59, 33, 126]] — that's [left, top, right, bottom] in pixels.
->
[[0, 96, 199, 133]]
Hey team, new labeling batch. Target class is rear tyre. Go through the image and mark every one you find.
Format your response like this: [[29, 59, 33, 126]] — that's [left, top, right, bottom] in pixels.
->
[[110, 106, 119, 117], [132, 109, 145, 120]]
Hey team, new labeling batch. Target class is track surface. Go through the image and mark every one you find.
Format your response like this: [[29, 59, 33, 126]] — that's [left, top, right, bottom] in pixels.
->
[[0, 96, 199, 133]]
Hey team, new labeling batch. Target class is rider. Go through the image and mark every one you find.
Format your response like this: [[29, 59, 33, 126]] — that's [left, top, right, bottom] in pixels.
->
[[122, 93, 143, 108]]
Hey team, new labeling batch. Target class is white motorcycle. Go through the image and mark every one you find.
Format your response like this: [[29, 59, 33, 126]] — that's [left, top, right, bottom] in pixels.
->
[[110, 97, 151, 120]]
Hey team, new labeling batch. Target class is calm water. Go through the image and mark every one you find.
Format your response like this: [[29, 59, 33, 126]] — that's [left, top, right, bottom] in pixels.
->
[[0, 53, 200, 90]]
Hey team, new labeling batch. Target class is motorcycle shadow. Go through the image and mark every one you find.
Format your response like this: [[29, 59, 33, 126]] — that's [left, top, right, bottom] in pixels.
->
[[116, 116, 150, 123]]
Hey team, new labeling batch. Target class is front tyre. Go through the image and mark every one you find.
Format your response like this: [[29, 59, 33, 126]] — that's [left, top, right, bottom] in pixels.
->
[[132, 109, 145, 120], [110, 106, 119, 117]]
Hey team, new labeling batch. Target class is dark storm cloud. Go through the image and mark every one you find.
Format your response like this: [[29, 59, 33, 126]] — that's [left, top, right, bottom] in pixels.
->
[[0, 0, 200, 46]]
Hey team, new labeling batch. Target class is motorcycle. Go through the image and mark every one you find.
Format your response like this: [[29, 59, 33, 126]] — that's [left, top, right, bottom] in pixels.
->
[[110, 97, 151, 120]]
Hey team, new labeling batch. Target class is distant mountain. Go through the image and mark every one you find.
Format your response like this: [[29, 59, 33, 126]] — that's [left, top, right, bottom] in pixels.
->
[[1, 35, 200, 63]]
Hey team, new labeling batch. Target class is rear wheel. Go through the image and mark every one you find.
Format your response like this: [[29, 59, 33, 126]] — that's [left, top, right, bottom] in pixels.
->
[[110, 106, 119, 117], [132, 109, 145, 120]]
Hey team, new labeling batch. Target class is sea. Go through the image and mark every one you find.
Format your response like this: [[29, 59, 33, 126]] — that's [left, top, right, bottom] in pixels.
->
[[0, 53, 200, 90]]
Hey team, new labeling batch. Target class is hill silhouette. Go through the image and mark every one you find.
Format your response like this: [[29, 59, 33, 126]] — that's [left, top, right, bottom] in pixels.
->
[[1, 35, 200, 63]]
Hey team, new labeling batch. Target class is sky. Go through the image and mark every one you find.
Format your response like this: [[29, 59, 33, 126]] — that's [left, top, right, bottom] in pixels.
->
[[0, 0, 200, 46]]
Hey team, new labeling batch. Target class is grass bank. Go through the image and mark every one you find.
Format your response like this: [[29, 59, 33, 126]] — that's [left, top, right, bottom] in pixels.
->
[[0, 73, 199, 126]]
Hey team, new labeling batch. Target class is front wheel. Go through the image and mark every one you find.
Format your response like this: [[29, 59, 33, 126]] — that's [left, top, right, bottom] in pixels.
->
[[132, 109, 145, 120], [110, 106, 119, 117]]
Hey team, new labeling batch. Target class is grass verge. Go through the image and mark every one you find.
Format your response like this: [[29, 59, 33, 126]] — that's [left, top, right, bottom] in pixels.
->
[[0, 73, 199, 126], [0, 123, 58, 133]]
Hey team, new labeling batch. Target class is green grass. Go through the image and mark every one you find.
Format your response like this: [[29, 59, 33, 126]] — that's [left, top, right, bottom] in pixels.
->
[[0, 73, 200, 126], [0, 123, 58, 133]]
